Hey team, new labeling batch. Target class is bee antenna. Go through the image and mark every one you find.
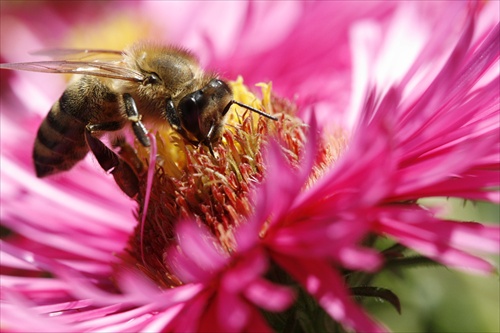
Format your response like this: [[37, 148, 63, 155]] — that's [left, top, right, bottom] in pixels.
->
[[226, 100, 278, 121]]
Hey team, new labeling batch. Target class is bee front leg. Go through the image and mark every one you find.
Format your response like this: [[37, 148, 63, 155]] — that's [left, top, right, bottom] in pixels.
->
[[164, 98, 182, 131], [112, 136, 145, 175], [123, 93, 150, 147], [84, 128, 139, 198]]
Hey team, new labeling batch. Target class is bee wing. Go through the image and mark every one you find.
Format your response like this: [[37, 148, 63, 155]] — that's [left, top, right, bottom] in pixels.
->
[[30, 48, 123, 61], [0, 60, 145, 82]]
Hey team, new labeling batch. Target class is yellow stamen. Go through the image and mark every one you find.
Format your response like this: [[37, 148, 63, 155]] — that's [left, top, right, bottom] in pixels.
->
[[123, 78, 345, 287]]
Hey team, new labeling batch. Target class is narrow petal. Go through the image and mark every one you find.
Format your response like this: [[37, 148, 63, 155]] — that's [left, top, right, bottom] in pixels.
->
[[274, 255, 387, 333], [375, 207, 499, 273], [243, 277, 295, 312]]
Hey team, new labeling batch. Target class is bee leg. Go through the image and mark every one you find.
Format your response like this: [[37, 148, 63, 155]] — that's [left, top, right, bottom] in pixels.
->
[[87, 121, 123, 132], [165, 98, 192, 141], [164, 98, 182, 131], [203, 123, 217, 157], [123, 93, 150, 147], [112, 136, 145, 175], [206, 143, 215, 157], [84, 128, 139, 198]]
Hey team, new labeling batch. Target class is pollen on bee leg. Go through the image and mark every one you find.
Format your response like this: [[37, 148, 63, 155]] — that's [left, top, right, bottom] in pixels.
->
[[124, 77, 346, 287], [128, 115, 140, 122]]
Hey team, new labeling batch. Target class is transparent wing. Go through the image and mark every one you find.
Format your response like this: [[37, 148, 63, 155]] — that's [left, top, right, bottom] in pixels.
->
[[30, 48, 123, 61], [0, 60, 145, 82]]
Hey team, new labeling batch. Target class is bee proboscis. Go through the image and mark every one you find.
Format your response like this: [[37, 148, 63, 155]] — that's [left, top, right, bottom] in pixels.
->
[[0, 42, 277, 197]]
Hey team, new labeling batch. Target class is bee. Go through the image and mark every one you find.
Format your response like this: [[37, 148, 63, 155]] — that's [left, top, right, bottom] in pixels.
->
[[0, 42, 277, 197]]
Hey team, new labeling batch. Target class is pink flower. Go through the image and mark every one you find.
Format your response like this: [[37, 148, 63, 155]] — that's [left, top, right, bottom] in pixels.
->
[[352, 3, 500, 272], [163, 221, 294, 332], [1, 1, 499, 332]]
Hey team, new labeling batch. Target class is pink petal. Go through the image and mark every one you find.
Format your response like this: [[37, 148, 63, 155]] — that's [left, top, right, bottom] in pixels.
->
[[275, 255, 387, 333], [243, 277, 295, 312], [167, 221, 228, 283], [375, 207, 499, 273]]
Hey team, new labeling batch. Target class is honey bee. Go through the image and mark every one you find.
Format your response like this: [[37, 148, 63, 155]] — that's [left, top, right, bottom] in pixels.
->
[[0, 42, 277, 197]]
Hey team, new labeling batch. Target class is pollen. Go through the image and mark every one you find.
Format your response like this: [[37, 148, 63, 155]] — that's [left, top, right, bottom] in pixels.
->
[[124, 77, 344, 287]]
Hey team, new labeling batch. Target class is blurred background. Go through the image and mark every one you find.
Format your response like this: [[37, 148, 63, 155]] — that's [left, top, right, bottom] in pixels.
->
[[366, 199, 499, 332], [1, 2, 498, 332]]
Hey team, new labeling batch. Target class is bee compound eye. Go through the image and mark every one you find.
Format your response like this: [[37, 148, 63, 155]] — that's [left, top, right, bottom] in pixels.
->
[[208, 79, 230, 92], [179, 95, 199, 114], [208, 79, 222, 88], [178, 93, 202, 134]]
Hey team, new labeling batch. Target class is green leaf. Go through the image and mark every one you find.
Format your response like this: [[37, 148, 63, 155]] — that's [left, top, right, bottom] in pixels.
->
[[351, 286, 401, 314]]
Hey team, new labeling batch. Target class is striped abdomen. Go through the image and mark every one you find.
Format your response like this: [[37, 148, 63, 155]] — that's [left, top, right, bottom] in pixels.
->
[[33, 89, 91, 177], [33, 76, 120, 177]]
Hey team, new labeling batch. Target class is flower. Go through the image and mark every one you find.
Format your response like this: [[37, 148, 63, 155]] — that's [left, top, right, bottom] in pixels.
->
[[1, 1, 499, 332]]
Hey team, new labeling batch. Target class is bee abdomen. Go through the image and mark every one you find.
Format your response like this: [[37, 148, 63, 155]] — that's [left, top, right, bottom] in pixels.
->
[[33, 96, 90, 178]]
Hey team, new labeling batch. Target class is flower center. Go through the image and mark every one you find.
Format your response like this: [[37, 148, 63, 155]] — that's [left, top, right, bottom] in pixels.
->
[[122, 77, 344, 287]]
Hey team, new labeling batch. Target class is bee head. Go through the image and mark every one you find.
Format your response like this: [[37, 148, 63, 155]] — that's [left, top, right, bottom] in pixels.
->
[[177, 79, 232, 153], [177, 79, 278, 156]]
